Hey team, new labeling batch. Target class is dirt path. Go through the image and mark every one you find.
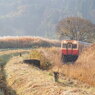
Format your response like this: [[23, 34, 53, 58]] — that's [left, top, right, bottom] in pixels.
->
[[4, 56, 95, 95]]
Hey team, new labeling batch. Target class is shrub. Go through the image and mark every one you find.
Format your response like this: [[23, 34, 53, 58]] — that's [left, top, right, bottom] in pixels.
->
[[29, 50, 52, 70]]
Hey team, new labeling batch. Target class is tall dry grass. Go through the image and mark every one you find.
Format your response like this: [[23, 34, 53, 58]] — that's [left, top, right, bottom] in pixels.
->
[[51, 44, 95, 86], [5, 56, 94, 95], [4, 57, 64, 95], [40, 46, 95, 86], [38, 47, 63, 72], [73, 44, 95, 85], [29, 50, 52, 70]]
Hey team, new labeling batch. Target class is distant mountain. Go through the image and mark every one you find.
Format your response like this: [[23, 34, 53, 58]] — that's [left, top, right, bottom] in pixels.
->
[[0, 0, 95, 38]]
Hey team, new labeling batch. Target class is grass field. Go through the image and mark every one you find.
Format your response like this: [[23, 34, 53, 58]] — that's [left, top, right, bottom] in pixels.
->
[[39, 46, 95, 86], [0, 44, 95, 95], [4, 56, 95, 95], [0, 49, 30, 95]]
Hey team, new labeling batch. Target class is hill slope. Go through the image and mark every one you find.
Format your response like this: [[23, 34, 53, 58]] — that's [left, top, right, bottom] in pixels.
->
[[0, 36, 60, 49], [4, 56, 95, 95]]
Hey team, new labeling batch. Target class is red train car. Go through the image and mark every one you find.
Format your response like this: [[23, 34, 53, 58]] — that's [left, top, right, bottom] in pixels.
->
[[61, 40, 79, 62], [61, 40, 91, 62]]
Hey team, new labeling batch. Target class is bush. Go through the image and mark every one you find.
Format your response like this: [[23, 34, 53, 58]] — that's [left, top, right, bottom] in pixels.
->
[[29, 50, 52, 70]]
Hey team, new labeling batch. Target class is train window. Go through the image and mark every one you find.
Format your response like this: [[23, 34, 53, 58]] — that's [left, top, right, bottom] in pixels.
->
[[68, 44, 72, 48], [72, 44, 77, 48], [63, 44, 67, 48]]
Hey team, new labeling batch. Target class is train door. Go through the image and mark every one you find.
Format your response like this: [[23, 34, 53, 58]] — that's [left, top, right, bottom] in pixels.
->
[[67, 43, 73, 55]]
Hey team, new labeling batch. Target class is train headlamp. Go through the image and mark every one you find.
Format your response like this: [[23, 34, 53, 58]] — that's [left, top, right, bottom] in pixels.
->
[[73, 41, 77, 44], [63, 40, 67, 43]]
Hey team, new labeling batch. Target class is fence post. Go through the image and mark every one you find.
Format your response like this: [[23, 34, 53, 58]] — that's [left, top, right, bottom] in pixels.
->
[[53, 72, 59, 82]]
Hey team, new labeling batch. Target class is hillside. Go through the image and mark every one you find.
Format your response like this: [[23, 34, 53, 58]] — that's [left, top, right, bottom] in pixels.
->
[[0, 0, 95, 38], [4, 56, 95, 95], [0, 46, 94, 94], [0, 36, 60, 49], [0, 41, 95, 94], [0, 49, 30, 95]]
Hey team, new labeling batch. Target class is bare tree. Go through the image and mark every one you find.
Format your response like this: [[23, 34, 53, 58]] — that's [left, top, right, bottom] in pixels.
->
[[56, 17, 95, 42]]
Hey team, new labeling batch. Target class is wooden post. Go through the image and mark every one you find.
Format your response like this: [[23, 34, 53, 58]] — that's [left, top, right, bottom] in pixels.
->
[[20, 53, 22, 57], [53, 72, 59, 82]]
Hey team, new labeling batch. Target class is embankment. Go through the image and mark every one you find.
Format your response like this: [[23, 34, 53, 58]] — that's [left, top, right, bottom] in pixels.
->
[[4, 55, 95, 95]]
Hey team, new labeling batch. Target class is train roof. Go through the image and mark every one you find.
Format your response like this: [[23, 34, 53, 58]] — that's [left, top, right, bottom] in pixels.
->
[[61, 40, 92, 45], [61, 40, 77, 43]]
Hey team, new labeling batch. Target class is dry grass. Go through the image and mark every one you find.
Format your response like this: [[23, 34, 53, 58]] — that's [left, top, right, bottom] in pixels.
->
[[1, 45, 95, 95], [29, 50, 52, 70], [0, 36, 60, 48], [4, 56, 95, 95], [4, 57, 64, 95], [26, 46, 95, 86], [0, 65, 16, 95], [0, 49, 30, 95], [0, 68, 5, 95], [46, 45, 95, 86], [38, 47, 63, 72], [0, 49, 29, 56], [73, 44, 95, 85]]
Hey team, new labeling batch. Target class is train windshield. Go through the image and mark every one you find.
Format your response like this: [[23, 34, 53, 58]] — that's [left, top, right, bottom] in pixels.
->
[[72, 44, 77, 48], [63, 44, 67, 48], [68, 43, 72, 48], [62, 43, 77, 49]]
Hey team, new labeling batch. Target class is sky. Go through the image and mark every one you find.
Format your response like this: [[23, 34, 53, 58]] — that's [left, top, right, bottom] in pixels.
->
[[0, 0, 94, 38]]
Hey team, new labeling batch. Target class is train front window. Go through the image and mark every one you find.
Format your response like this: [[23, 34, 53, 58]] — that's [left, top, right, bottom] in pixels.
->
[[68, 44, 72, 48], [63, 44, 67, 48], [72, 44, 77, 48]]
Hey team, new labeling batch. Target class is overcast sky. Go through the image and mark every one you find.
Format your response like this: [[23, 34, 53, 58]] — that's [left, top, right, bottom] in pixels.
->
[[0, 0, 94, 38]]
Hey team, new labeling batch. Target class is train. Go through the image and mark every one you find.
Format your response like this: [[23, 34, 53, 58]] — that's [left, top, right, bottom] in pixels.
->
[[61, 40, 91, 63]]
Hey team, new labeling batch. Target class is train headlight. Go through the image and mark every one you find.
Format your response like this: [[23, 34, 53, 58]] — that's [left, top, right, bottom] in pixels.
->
[[73, 41, 77, 44], [63, 40, 67, 43]]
